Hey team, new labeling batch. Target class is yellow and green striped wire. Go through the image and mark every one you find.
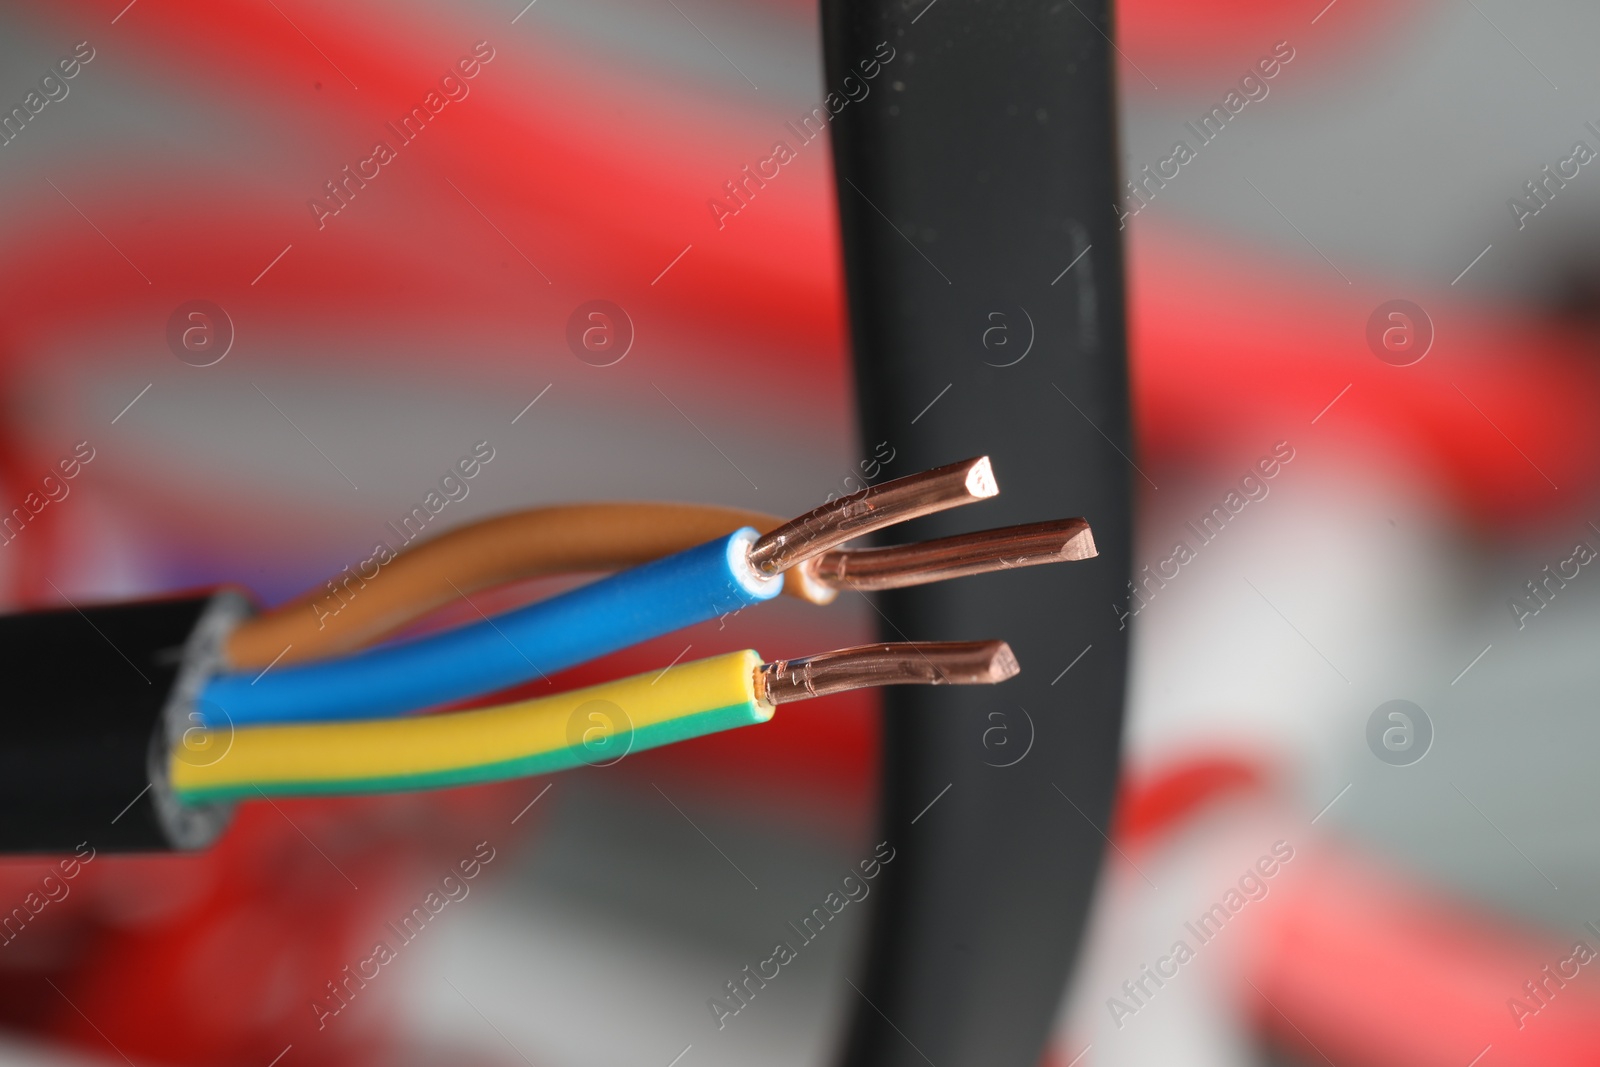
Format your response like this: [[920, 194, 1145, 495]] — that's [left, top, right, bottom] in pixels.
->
[[172, 650, 769, 803]]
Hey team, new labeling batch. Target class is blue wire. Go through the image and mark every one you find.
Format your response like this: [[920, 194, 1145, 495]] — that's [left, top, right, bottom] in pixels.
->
[[201, 529, 782, 726]]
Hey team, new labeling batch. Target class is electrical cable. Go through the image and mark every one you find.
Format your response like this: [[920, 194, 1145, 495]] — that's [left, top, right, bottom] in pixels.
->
[[201, 528, 781, 727], [224, 502, 812, 670], [0, 458, 1093, 851], [226, 453, 1000, 671], [228, 500, 1093, 673], [172, 641, 1019, 803], [199, 457, 1015, 726]]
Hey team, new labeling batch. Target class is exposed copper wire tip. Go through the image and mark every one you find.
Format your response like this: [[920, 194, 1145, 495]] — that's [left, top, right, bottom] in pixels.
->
[[747, 456, 998, 576], [756, 640, 1020, 706], [809, 518, 1096, 592]]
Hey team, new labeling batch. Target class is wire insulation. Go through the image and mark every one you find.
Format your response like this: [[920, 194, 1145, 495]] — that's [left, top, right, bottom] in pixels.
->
[[174, 650, 767, 802], [226, 502, 807, 669], [200, 529, 781, 726]]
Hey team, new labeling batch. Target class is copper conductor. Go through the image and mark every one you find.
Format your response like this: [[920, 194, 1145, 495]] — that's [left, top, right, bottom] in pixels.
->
[[756, 640, 1020, 706], [747, 456, 998, 576], [810, 518, 1096, 593]]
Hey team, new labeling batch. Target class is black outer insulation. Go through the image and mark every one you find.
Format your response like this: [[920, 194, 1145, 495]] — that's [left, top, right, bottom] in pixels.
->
[[0, 592, 237, 853], [822, 3, 1132, 1065]]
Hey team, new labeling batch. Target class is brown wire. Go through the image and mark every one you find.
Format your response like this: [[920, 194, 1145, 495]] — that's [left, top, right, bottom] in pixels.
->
[[225, 502, 815, 670]]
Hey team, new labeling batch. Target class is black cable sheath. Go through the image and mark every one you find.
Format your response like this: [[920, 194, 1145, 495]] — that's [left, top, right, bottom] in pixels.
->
[[822, 2, 1132, 1064], [0, 593, 236, 853]]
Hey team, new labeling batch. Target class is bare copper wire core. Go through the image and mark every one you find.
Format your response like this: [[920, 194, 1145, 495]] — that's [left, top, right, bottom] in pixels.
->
[[810, 518, 1096, 592], [747, 456, 998, 576], [756, 640, 1020, 706]]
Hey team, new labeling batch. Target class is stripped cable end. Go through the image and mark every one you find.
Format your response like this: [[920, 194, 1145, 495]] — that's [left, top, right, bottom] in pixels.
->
[[747, 455, 998, 576], [755, 640, 1020, 706], [964, 454, 999, 500], [810, 518, 1096, 592]]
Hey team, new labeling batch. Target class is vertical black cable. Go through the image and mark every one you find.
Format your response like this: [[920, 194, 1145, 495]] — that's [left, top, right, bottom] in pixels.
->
[[821, 2, 1131, 1065]]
